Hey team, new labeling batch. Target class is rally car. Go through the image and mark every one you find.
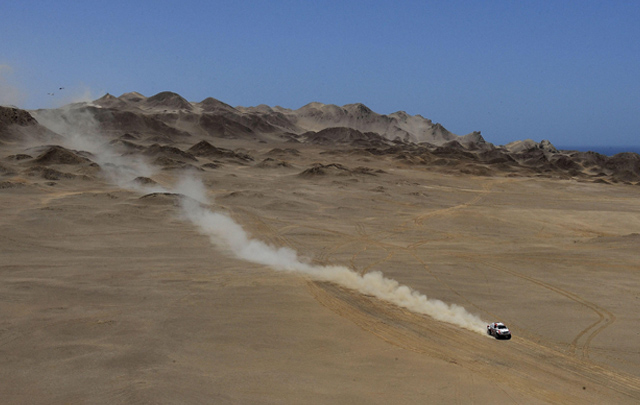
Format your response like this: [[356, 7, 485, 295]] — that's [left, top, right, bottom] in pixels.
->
[[487, 322, 511, 339]]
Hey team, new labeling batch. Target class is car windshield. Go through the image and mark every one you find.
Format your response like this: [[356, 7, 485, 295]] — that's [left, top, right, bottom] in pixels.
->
[[497, 325, 508, 329]]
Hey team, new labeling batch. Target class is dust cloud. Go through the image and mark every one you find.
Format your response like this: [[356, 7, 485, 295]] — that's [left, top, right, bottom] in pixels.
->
[[176, 177, 488, 335], [36, 109, 488, 335]]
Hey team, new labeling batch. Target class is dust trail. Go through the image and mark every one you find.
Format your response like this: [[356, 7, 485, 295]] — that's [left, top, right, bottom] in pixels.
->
[[33, 107, 160, 190], [176, 178, 488, 335], [35, 108, 488, 335]]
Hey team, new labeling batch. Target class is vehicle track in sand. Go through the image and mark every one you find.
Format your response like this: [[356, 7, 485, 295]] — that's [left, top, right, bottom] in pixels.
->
[[400, 177, 618, 362], [228, 175, 635, 400], [250, 175, 616, 363], [306, 280, 640, 403], [411, 179, 511, 226], [345, 178, 515, 252], [233, 206, 296, 249], [236, 177, 507, 329], [471, 258, 616, 361], [253, 177, 509, 335]]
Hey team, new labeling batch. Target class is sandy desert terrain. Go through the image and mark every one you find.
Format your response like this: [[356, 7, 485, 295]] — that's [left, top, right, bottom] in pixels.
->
[[1, 95, 640, 403]]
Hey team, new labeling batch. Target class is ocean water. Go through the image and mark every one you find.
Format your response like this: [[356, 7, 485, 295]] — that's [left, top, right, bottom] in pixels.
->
[[556, 146, 640, 157]]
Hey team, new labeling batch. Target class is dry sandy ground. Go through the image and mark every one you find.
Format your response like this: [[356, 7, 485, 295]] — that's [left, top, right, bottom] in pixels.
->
[[1, 139, 640, 404]]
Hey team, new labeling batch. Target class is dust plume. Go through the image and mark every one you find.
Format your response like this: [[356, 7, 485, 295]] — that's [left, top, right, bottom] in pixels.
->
[[35, 107, 487, 335], [176, 178, 488, 335], [33, 107, 159, 189]]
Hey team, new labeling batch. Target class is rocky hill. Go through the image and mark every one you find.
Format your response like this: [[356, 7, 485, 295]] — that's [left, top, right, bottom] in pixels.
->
[[2, 91, 639, 185], [84, 91, 481, 146]]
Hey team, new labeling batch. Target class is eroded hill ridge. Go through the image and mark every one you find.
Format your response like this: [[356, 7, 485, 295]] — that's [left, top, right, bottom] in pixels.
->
[[0, 91, 639, 185]]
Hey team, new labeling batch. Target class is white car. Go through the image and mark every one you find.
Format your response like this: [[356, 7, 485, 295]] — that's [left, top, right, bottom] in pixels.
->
[[487, 322, 511, 339]]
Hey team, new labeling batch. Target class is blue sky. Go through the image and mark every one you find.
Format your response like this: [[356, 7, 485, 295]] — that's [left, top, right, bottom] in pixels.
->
[[1, 1, 638, 147]]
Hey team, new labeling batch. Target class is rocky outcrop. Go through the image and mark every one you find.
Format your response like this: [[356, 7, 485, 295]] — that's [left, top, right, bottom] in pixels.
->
[[0, 106, 58, 142]]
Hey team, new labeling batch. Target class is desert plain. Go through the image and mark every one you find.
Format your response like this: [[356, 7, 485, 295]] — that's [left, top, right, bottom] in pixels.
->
[[1, 93, 640, 403]]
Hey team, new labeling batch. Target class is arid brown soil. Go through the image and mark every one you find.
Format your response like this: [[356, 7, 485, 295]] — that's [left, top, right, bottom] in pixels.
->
[[1, 96, 640, 403]]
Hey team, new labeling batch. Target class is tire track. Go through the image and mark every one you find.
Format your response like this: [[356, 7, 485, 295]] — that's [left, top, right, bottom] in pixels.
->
[[233, 207, 295, 249], [349, 222, 399, 275], [307, 280, 640, 403], [241, 176, 615, 363], [412, 179, 507, 226], [475, 259, 616, 360], [320, 175, 615, 363], [227, 177, 638, 401]]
